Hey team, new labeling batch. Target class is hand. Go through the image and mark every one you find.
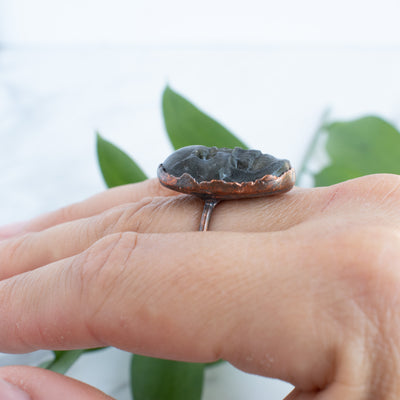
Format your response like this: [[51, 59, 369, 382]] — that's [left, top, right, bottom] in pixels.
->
[[0, 174, 399, 399]]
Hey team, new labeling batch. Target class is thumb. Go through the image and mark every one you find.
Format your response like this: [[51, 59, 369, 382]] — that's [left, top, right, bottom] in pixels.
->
[[0, 366, 113, 400]]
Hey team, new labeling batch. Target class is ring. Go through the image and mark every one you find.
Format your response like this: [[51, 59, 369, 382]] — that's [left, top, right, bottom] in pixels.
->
[[158, 145, 296, 231]]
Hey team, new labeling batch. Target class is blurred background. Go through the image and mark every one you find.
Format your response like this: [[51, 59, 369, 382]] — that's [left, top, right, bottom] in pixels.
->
[[1, 1, 400, 398]]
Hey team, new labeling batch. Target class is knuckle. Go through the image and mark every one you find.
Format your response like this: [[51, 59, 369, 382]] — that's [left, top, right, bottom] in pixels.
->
[[378, 174, 400, 203], [77, 232, 138, 289], [86, 198, 154, 238], [56, 202, 82, 224], [2, 234, 29, 260], [342, 174, 400, 203], [113, 197, 159, 232], [71, 232, 139, 343], [80, 193, 193, 245], [0, 233, 37, 277], [124, 197, 159, 232], [367, 174, 400, 203], [105, 196, 184, 233]]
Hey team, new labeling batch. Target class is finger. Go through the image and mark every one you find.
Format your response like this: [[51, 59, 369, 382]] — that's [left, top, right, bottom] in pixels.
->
[[0, 366, 113, 400], [0, 187, 321, 280], [2, 174, 399, 281], [283, 388, 315, 400], [0, 376, 31, 400], [2, 173, 399, 242], [0, 178, 176, 239], [0, 230, 344, 390]]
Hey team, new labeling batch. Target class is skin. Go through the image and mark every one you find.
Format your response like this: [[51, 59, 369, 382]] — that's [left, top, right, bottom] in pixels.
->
[[0, 174, 399, 399]]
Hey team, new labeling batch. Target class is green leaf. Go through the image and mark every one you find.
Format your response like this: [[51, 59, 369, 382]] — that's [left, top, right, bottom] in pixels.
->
[[162, 86, 247, 150], [96, 133, 148, 188], [312, 116, 400, 186], [40, 348, 107, 374], [314, 165, 364, 187], [131, 355, 204, 400], [40, 350, 85, 374]]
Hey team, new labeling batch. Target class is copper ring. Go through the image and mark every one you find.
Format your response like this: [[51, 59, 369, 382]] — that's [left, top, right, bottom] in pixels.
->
[[157, 145, 296, 231]]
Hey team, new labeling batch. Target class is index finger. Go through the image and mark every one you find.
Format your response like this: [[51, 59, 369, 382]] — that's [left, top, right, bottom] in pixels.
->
[[0, 230, 338, 390]]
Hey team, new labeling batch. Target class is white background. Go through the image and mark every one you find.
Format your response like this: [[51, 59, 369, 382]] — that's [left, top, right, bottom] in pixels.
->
[[1, 1, 400, 399], [2, 0, 400, 46]]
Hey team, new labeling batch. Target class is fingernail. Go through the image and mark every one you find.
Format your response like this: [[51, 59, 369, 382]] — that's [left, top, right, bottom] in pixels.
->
[[0, 221, 27, 240], [0, 378, 31, 400]]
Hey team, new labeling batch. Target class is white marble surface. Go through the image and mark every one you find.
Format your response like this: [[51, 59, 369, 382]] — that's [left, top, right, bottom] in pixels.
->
[[0, 45, 400, 399]]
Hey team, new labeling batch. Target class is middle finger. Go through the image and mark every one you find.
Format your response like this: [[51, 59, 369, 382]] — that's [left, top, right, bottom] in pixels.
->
[[0, 188, 319, 280]]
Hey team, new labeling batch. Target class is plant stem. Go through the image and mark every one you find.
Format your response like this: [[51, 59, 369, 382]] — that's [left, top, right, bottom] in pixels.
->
[[297, 109, 330, 186], [40, 350, 85, 375]]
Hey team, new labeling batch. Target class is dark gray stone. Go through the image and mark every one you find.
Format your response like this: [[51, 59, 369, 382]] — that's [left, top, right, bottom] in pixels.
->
[[161, 145, 291, 183]]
